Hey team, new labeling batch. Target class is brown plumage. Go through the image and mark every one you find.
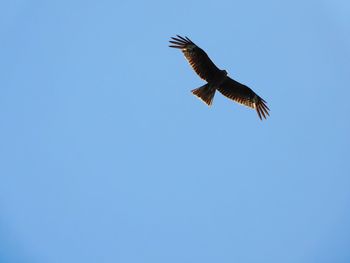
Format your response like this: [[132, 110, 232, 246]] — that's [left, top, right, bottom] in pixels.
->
[[169, 35, 270, 120]]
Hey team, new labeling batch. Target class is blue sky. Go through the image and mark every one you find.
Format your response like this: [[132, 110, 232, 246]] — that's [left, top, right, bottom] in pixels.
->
[[1, 0, 350, 262]]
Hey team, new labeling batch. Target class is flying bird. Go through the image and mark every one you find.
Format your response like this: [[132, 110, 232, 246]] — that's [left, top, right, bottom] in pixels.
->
[[169, 35, 270, 120]]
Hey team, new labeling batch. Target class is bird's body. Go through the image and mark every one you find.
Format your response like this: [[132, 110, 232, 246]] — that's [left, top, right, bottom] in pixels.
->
[[169, 35, 270, 120]]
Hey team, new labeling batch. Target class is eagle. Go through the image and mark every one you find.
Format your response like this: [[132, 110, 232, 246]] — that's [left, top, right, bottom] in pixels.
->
[[169, 35, 270, 120]]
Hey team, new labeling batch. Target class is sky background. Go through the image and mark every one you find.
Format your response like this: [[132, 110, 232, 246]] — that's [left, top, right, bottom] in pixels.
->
[[1, 0, 350, 262]]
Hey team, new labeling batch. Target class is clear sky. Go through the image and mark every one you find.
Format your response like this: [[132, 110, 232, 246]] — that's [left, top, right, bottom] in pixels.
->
[[1, 0, 350, 262]]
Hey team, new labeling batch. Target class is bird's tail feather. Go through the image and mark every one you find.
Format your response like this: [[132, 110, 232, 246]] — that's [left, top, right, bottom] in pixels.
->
[[191, 84, 215, 106]]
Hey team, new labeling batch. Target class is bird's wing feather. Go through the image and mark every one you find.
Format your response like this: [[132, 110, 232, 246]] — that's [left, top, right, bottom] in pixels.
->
[[169, 35, 221, 83], [217, 77, 270, 120]]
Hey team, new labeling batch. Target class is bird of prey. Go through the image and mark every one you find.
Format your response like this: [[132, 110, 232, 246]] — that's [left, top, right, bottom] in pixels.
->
[[169, 35, 270, 120]]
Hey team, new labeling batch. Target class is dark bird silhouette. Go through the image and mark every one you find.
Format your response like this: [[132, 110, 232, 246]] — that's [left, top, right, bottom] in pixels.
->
[[169, 35, 270, 120]]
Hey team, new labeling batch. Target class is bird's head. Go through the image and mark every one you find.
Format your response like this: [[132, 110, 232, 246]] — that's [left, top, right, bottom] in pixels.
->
[[222, 69, 228, 76]]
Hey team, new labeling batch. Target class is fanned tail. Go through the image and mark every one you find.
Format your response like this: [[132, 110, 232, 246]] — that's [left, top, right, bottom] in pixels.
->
[[191, 84, 216, 106]]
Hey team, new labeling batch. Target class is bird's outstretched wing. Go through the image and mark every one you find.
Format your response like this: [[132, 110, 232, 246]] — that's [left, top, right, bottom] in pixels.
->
[[169, 35, 221, 83], [217, 77, 270, 120]]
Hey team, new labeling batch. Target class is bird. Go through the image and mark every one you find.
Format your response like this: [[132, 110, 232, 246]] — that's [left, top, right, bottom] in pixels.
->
[[169, 35, 270, 120]]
